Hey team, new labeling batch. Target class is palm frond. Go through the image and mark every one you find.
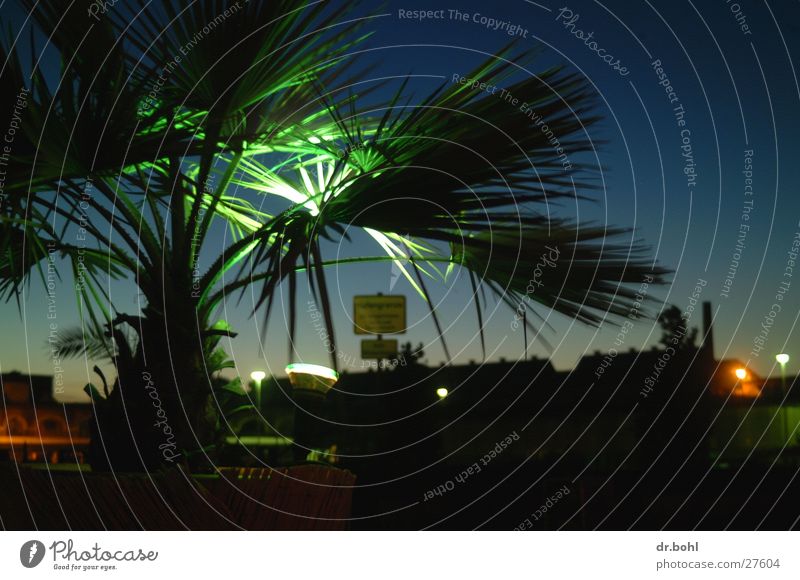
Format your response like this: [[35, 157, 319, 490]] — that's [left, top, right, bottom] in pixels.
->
[[452, 223, 669, 326], [233, 49, 668, 355], [49, 325, 118, 361]]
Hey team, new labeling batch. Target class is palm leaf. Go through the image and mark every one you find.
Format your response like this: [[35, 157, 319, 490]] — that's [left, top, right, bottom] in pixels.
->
[[234, 49, 668, 355], [49, 325, 118, 361]]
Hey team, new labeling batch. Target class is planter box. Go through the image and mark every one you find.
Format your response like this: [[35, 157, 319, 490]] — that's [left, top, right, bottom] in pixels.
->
[[0, 464, 354, 530]]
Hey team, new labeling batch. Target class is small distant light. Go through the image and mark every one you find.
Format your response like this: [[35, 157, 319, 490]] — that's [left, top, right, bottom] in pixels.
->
[[250, 371, 266, 382], [436, 387, 449, 399], [776, 353, 790, 365], [735, 368, 747, 380]]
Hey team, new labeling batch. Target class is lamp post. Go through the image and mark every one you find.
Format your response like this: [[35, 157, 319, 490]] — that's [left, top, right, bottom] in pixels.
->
[[285, 363, 339, 463], [250, 371, 266, 435], [776, 354, 790, 444]]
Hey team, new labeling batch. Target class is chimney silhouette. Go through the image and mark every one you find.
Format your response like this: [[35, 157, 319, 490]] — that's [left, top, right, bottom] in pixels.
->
[[702, 301, 714, 361]]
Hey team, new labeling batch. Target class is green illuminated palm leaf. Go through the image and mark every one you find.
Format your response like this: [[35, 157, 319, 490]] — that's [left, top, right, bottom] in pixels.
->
[[230, 49, 668, 361], [0, 0, 373, 467]]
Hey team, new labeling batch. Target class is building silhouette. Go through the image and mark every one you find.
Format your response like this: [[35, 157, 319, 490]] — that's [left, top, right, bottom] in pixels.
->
[[0, 372, 91, 464]]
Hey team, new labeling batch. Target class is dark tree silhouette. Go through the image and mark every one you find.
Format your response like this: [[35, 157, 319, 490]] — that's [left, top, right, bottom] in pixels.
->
[[658, 305, 698, 352]]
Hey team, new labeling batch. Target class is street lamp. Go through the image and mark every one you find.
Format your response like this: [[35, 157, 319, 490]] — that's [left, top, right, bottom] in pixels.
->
[[436, 387, 449, 399], [776, 354, 790, 443], [735, 368, 747, 381], [285, 363, 339, 463], [285, 363, 339, 395], [250, 370, 267, 436]]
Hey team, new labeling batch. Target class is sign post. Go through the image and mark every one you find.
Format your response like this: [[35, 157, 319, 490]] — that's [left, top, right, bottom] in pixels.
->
[[354, 295, 406, 370], [353, 295, 406, 335], [361, 338, 399, 361]]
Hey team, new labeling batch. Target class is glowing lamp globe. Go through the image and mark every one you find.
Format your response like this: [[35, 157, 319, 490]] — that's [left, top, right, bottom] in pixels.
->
[[285, 363, 339, 395], [735, 368, 747, 380], [776, 353, 790, 365]]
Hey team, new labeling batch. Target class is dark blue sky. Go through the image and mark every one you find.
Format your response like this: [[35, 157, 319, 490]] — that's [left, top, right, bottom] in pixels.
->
[[3, 0, 800, 400]]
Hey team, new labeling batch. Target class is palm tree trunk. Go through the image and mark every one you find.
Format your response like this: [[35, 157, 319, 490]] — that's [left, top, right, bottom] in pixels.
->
[[89, 306, 219, 472]]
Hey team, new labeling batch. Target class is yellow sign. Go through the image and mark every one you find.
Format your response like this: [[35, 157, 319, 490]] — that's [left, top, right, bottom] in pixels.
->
[[353, 295, 406, 335], [361, 339, 399, 360]]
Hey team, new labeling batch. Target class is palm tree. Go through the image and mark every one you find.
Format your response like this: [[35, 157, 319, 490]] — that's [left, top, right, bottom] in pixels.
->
[[1, 1, 666, 471]]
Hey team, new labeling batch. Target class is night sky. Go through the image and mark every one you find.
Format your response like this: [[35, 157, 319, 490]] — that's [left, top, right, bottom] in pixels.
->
[[2, 0, 799, 401]]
